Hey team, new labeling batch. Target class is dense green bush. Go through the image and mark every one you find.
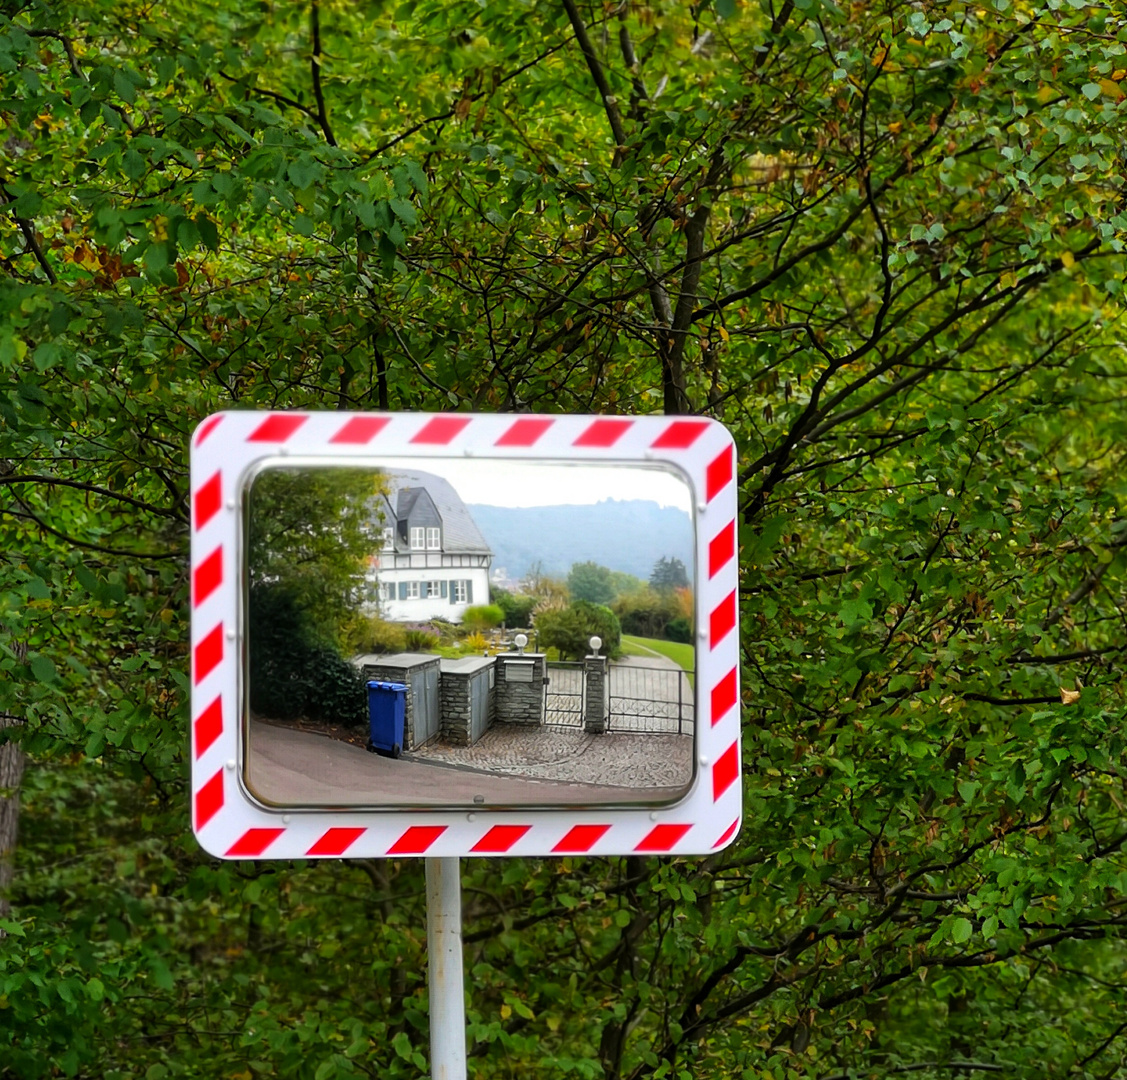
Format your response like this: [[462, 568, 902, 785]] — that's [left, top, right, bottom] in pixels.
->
[[403, 628, 440, 651], [493, 587, 538, 628], [535, 601, 622, 661], [343, 614, 408, 655], [613, 587, 679, 639], [664, 616, 692, 644], [248, 585, 367, 725]]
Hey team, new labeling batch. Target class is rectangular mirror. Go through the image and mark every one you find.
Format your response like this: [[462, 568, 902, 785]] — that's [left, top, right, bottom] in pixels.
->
[[241, 458, 697, 809]]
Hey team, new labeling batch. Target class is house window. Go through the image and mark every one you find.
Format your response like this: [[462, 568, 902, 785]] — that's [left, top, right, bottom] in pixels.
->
[[454, 580, 467, 604], [407, 581, 420, 600], [382, 527, 394, 550], [426, 581, 440, 598], [426, 527, 441, 550], [378, 583, 390, 601], [410, 527, 426, 550]]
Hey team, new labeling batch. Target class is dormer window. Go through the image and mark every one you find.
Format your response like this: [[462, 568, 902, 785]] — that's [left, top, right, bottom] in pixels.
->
[[426, 527, 441, 551], [410, 526, 426, 550]]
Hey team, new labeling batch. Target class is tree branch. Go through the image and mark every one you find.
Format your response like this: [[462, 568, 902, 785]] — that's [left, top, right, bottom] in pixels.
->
[[310, 0, 337, 146], [561, 0, 628, 159]]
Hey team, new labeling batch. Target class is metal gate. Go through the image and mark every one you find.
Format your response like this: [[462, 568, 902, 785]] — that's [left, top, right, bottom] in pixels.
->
[[544, 661, 585, 728], [608, 664, 694, 735]]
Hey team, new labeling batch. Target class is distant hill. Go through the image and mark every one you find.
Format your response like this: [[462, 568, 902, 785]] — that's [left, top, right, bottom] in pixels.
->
[[467, 499, 694, 582]]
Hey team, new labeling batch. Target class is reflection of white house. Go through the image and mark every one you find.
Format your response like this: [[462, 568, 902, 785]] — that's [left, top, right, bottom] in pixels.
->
[[368, 470, 491, 622]]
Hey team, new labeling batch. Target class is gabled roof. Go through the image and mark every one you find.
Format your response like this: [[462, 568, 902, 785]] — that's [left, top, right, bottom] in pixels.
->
[[377, 469, 492, 555]]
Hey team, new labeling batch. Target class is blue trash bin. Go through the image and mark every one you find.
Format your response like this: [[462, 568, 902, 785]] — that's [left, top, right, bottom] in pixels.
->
[[366, 680, 407, 758]]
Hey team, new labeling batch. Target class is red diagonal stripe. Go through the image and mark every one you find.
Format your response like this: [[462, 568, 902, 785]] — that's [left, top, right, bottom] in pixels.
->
[[651, 420, 709, 450], [193, 471, 222, 532], [307, 827, 367, 856], [711, 668, 738, 727], [712, 741, 740, 801], [470, 825, 531, 854], [194, 769, 224, 830], [194, 415, 224, 446], [574, 418, 633, 448], [713, 819, 740, 848], [194, 696, 224, 759], [193, 624, 224, 685], [495, 418, 553, 447], [193, 546, 223, 608], [706, 446, 733, 502], [552, 824, 611, 854], [387, 825, 446, 855], [247, 414, 307, 442], [709, 591, 737, 650], [329, 417, 390, 444], [709, 520, 735, 579], [410, 417, 470, 445], [226, 828, 284, 858], [635, 823, 692, 853]]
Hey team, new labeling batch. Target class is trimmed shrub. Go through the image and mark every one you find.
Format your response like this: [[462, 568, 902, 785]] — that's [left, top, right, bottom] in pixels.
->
[[535, 601, 622, 661]]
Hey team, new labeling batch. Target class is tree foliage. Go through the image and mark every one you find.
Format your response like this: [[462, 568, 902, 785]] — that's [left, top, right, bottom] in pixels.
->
[[648, 556, 689, 594], [247, 466, 386, 642], [3, 0, 1127, 1077], [567, 560, 616, 605]]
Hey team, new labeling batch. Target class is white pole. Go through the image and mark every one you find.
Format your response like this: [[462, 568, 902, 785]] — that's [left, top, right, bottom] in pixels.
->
[[425, 856, 467, 1080]]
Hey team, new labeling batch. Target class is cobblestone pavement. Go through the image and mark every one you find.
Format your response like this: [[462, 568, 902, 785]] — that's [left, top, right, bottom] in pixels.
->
[[406, 723, 694, 790]]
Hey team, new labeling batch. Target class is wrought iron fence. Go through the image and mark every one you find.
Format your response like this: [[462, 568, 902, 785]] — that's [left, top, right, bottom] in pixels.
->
[[607, 664, 694, 736]]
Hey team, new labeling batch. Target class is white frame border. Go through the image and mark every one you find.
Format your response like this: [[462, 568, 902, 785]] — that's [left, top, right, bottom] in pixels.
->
[[190, 412, 741, 859]]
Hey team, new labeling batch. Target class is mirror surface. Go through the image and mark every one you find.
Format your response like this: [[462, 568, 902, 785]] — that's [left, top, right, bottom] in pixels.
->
[[243, 458, 697, 809]]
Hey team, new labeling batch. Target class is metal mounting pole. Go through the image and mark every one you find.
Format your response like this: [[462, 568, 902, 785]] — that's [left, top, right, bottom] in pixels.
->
[[425, 857, 466, 1080]]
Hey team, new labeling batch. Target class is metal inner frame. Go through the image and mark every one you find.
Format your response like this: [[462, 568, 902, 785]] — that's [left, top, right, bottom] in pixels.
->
[[233, 452, 704, 812]]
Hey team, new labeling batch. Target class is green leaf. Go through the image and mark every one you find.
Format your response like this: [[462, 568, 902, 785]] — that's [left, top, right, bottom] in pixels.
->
[[289, 156, 322, 190], [113, 69, 137, 104], [30, 654, 57, 683], [1082, 83, 1101, 100], [391, 1031, 412, 1061], [149, 960, 173, 991], [388, 198, 417, 226], [951, 917, 973, 943]]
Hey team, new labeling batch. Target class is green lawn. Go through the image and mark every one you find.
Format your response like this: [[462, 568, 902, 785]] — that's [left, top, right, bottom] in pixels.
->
[[620, 635, 696, 674]]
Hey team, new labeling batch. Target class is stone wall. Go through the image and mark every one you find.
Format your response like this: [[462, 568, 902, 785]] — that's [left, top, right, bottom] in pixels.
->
[[493, 652, 546, 726], [583, 655, 608, 734], [438, 657, 495, 746]]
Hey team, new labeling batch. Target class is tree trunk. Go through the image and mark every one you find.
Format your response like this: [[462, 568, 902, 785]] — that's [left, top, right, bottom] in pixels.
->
[[0, 713, 25, 932]]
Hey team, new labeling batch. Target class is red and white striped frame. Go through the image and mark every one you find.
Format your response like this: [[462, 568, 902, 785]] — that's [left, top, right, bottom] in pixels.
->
[[190, 412, 741, 859]]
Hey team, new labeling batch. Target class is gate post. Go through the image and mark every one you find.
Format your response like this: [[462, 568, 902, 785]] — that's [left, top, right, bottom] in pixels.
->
[[583, 654, 608, 734]]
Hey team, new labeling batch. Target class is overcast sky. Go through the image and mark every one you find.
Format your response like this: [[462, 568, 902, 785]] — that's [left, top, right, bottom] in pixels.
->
[[369, 456, 693, 511]]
